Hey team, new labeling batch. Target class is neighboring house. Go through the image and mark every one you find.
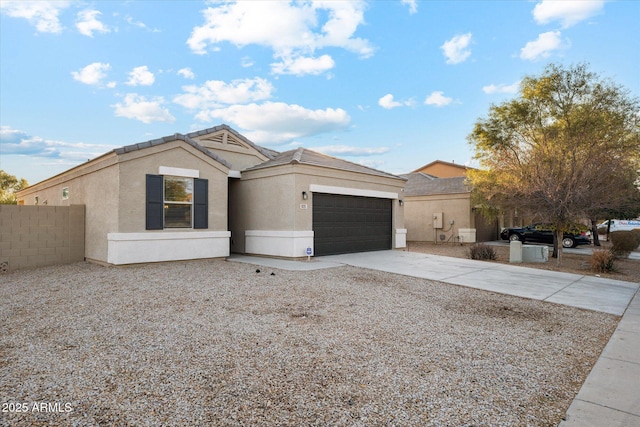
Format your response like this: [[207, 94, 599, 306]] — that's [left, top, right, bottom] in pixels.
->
[[17, 124, 407, 265], [402, 161, 497, 243], [412, 160, 470, 178]]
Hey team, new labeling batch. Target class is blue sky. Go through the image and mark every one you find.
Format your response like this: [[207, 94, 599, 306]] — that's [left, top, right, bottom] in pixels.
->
[[1, 0, 639, 185]]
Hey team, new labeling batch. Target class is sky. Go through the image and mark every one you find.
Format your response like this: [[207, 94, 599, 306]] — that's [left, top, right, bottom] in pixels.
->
[[1, 0, 639, 185]]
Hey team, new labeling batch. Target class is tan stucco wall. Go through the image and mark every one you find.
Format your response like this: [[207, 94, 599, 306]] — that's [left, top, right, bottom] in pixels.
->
[[206, 148, 267, 172], [228, 170, 296, 253], [16, 141, 231, 263], [404, 193, 472, 242], [16, 154, 120, 262], [230, 164, 406, 253], [116, 142, 229, 233]]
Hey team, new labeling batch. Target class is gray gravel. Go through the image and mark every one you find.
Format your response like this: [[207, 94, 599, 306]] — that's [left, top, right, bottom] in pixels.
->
[[1, 260, 618, 426]]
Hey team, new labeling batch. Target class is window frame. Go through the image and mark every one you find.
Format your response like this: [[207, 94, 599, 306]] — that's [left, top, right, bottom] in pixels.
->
[[146, 173, 208, 231], [163, 176, 194, 229]]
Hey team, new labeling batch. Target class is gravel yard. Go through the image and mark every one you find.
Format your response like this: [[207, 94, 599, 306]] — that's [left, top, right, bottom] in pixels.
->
[[1, 260, 619, 426]]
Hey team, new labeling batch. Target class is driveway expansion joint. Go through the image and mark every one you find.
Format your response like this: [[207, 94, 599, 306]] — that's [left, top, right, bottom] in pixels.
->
[[572, 399, 640, 418], [542, 275, 586, 302]]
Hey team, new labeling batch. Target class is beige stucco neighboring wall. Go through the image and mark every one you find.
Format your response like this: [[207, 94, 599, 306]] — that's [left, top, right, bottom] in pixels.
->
[[404, 193, 472, 242], [116, 142, 229, 233], [414, 161, 468, 178]]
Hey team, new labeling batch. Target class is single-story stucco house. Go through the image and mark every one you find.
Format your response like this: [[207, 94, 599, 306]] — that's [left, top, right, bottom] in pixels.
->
[[402, 161, 498, 243], [17, 124, 407, 265]]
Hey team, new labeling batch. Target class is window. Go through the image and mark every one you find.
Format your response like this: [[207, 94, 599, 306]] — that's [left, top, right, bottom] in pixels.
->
[[146, 174, 208, 230], [62, 187, 69, 200], [164, 177, 193, 228]]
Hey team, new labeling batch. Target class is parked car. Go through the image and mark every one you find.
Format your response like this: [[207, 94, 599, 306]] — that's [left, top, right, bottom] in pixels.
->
[[500, 223, 591, 248]]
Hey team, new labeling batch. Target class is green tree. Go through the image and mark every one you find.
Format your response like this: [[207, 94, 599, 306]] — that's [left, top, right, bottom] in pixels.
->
[[467, 63, 640, 265], [0, 170, 29, 204]]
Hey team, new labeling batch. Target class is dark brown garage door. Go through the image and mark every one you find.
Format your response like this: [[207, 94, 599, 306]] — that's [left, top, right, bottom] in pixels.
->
[[313, 193, 392, 256]]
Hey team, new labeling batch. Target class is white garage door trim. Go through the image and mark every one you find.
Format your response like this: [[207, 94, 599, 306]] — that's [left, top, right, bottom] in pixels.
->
[[309, 184, 398, 200]]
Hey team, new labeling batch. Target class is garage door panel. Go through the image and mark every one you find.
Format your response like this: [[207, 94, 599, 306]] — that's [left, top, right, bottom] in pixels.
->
[[313, 193, 392, 256]]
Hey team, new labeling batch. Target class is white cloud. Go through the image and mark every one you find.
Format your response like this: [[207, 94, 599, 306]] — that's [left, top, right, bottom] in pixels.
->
[[186, 1, 373, 76], [76, 9, 110, 37], [177, 67, 195, 79], [113, 94, 175, 124], [313, 145, 389, 156], [0, 126, 59, 157], [126, 66, 155, 86], [0, 0, 71, 33], [0, 126, 114, 159], [520, 31, 565, 61], [271, 54, 335, 76], [482, 81, 521, 94], [424, 91, 453, 107], [379, 94, 401, 109], [71, 62, 111, 86], [195, 101, 350, 144], [174, 77, 274, 110], [241, 56, 254, 68], [378, 94, 413, 109], [441, 33, 472, 64], [402, 0, 418, 14], [533, 0, 605, 28], [125, 15, 160, 32]]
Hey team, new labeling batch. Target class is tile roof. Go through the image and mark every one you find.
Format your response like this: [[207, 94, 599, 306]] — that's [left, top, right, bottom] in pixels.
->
[[245, 147, 405, 180], [114, 133, 232, 169], [401, 172, 470, 196]]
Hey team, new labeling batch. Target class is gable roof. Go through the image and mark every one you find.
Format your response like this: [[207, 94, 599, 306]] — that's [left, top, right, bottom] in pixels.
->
[[186, 124, 277, 160], [245, 147, 405, 181], [20, 132, 233, 191], [412, 160, 470, 176], [115, 133, 232, 169], [401, 172, 469, 196]]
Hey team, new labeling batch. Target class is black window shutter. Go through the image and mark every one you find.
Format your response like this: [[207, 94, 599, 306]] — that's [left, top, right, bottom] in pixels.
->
[[193, 178, 208, 229], [146, 174, 164, 230]]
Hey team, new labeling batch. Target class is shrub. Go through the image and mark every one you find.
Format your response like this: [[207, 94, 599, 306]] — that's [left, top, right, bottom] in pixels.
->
[[610, 230, 640, 258], [589, 249, 616, 273], [467, 243, 497, 260]]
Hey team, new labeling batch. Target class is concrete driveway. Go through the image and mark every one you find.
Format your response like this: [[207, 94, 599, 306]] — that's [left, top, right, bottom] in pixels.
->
[[230, 249, 640, 426], [320, 250, 638, 316]]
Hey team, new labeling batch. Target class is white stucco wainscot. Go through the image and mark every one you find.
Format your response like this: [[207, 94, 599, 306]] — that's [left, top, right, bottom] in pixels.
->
[[107, 231, 230, 265], [245, 230, 314, 258]]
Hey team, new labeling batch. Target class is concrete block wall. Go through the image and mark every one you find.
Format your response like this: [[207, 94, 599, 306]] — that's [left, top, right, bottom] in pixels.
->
[[0, 205, 85, 272]]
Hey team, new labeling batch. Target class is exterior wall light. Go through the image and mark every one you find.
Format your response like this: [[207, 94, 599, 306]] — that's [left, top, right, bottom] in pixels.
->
[[399, 199, 404, 206], [302, 191, 308, 200]]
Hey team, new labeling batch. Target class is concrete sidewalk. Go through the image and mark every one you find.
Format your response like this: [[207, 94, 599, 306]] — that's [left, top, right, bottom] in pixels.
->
[[559, 289, 640, 426], [229, 250, 639, 426]]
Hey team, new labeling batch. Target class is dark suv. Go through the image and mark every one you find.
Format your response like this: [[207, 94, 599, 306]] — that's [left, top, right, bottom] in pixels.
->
[[500, 223, 591, 248]]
